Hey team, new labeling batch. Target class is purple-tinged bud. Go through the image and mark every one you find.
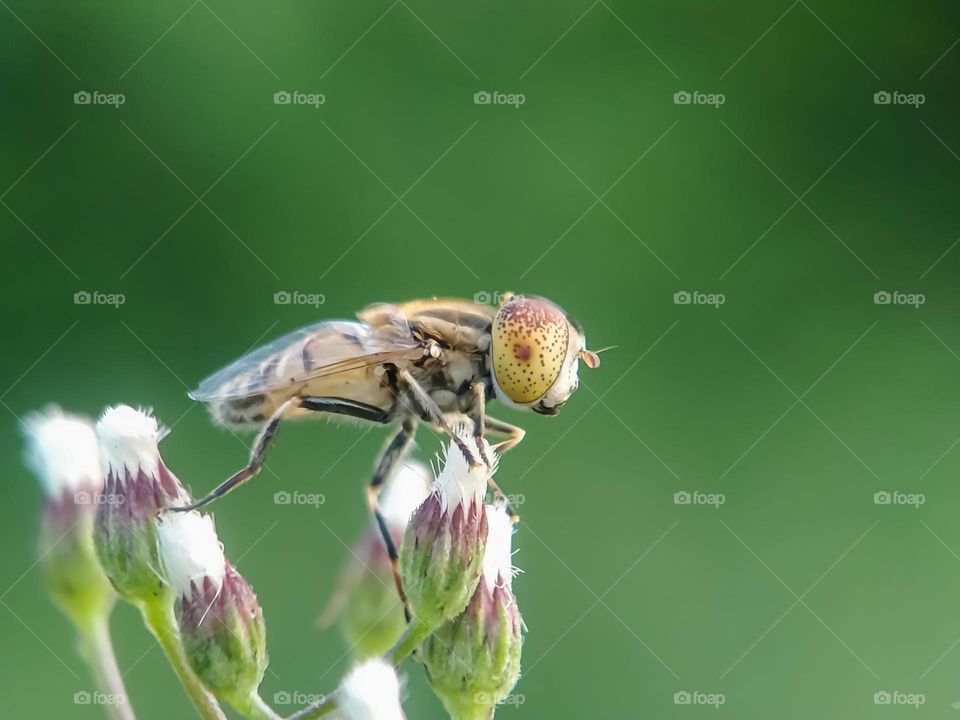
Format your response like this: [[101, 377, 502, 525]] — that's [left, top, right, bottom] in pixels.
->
[[422, 502, 523, 720], [158, 511, 268, 713], [399, 430, 493, 632], [93, 405, 191, 603], [322, 461, 432, 658], [22, 407, 115, 627]]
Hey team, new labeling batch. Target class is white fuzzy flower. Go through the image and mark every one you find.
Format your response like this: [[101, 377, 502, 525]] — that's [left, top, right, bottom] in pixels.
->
[[482, 502, 517, 592], [96, 405, 166, 479], [157, 511, 225, 598], [339, 659, 405, 720], [433, 426, 495, 514], [379, 460, 432, 530], [23, 406, 102, 496]]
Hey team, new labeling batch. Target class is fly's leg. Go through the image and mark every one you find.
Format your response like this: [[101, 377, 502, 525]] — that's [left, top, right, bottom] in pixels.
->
[[170, 396, 390, 513], [483, 416, 527, 522], [366, 417, 418, 620], [470, 381, 492, 469], [397, 368, 481, 467], [486, 416, 526, 455]]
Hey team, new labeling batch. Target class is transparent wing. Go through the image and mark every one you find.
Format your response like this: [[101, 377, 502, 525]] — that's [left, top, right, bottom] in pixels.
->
[[190, 320, 422, 401]]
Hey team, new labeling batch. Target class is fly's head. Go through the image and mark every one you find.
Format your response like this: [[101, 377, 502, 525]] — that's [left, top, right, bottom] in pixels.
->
[[489, 294, 600, 415]]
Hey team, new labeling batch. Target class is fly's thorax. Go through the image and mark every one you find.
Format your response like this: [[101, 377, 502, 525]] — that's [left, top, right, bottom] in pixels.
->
[[489, 295, 590, 414], [411, 348, 488, 416]]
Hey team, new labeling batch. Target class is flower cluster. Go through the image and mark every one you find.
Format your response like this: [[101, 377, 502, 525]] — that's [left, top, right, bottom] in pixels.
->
[[421, 502, 522, 720], [23, 407, 525, 720]]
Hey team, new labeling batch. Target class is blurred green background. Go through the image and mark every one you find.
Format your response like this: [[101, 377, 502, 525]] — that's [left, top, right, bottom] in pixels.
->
[[3, 1, 960, 717]]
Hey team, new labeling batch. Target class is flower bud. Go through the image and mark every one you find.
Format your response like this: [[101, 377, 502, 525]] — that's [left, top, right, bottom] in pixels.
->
[[422, 502, 523, 720], [158, 511, 268, 711], [22, 407, 115, 628], [93, 405, 191, 603], [398, 431, 492, 632], [322, 461, 432, 658], [339, 659, 406, 720]]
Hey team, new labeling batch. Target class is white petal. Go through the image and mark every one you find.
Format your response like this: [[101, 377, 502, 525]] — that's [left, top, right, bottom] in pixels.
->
[[434, 425, 494, 514], [379, 460, 432, 530], [96, 405, 164, 478], [157, 511, 225, 598], [339, 659, 405, 720], [483, 502, 516, 591], [23, 406, 103, 497]]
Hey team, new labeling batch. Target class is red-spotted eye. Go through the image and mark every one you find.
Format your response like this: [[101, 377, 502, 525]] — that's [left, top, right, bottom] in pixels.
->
[[492, 297, 569, 404]]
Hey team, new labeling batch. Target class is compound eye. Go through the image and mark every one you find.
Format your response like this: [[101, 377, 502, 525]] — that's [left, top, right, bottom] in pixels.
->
[[492, 297, 569, 404]]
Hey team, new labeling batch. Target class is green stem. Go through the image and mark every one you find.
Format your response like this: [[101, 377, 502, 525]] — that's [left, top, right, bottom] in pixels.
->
[[238, 693, 284, 720], [76, 615, 137, 720], [284, 691, 338, 720], [386, 620, 432, 665], [139, 598, 227, 720]]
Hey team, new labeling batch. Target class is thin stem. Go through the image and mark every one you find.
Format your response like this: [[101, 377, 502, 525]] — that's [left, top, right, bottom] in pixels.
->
[[139, 598, 227, 720], [285, 691, 338, 720], [76, 615, 137, 720], [241, 693, 284, 720], [386, 619, 432, 665]]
